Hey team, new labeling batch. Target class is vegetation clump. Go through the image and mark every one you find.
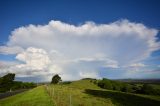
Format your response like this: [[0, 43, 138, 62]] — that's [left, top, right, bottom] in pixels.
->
[[96, 78, 160, 96], [0, 73, 36, 93], [141, 84, 160, 95]]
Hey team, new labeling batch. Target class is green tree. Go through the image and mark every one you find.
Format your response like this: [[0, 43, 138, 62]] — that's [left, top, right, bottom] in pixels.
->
[[0, 73, 15, 85], [0, 73, 15, 92], [51, 74, 62, 84], [2, 73, 15, 83]]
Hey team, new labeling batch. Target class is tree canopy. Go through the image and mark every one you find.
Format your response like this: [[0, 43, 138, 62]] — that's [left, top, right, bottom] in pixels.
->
[[51, 74, 62, 84], [0, 73, 36, 93], [0, 73, 15, 84]]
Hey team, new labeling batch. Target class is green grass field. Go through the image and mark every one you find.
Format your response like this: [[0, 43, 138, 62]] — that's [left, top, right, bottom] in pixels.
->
[[0, 79, 160, 106], [0, 86, 54, 106]]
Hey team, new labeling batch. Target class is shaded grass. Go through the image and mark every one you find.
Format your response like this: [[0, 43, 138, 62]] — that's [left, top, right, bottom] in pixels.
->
[[135, 93, 160, 101], [0, 86, 54, 106], [85, 89, 160, 106]]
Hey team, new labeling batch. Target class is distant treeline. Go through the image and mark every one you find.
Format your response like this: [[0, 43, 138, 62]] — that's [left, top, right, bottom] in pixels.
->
[[115, 79, 160, 84], [90, 78, 160, 96], [0, 73, 36, 93]]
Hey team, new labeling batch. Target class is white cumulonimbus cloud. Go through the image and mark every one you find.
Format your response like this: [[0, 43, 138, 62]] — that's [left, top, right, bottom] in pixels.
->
[[0, 19, 159, 81], [15, 47, 51, 70]]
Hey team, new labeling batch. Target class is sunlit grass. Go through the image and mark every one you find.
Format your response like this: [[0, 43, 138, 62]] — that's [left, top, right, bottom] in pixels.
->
[[0, 86, 54, 106], [46, 82, 114, 106]]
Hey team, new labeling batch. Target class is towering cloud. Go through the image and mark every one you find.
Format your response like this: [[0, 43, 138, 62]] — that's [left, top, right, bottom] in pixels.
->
[[0, 19, 159, 81]]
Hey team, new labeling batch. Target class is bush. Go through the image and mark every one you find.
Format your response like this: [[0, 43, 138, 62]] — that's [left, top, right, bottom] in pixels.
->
[[98, 78, 134, 92], [93, 80, 98, 84], [121, 84, 133, 93], [141, 84, 160, 95], [98, 78, 113, 90], [103, 80, 113, 90], [97, 78, 160, 96], [98, 80, 105, 88], [112, 81, 121, 91], [132, 84, 142, 93]]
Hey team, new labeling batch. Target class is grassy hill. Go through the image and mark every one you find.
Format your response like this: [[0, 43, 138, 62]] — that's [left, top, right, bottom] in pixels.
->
[[46, 79, 160, 106], [0, 79, 160, 106]]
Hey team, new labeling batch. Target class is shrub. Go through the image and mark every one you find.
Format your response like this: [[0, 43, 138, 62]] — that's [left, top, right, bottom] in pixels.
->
[[103, 80, 113, 90], [141, 84, 160, 95], [97, 78, 160, 96], [112, 81, 121, 91], [98, 80, 105, 88], [132, 84, 142, 93], [98, 78, 113, 90], [121, 84, 133, 93]]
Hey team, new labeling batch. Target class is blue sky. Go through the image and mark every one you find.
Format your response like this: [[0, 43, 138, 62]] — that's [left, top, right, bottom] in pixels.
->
[[0, 0, 160, 81]]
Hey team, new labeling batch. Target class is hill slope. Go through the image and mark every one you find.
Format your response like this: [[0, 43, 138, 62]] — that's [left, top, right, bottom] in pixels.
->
[[0, 79, 160, 106], [46, 79, 160, 106]]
